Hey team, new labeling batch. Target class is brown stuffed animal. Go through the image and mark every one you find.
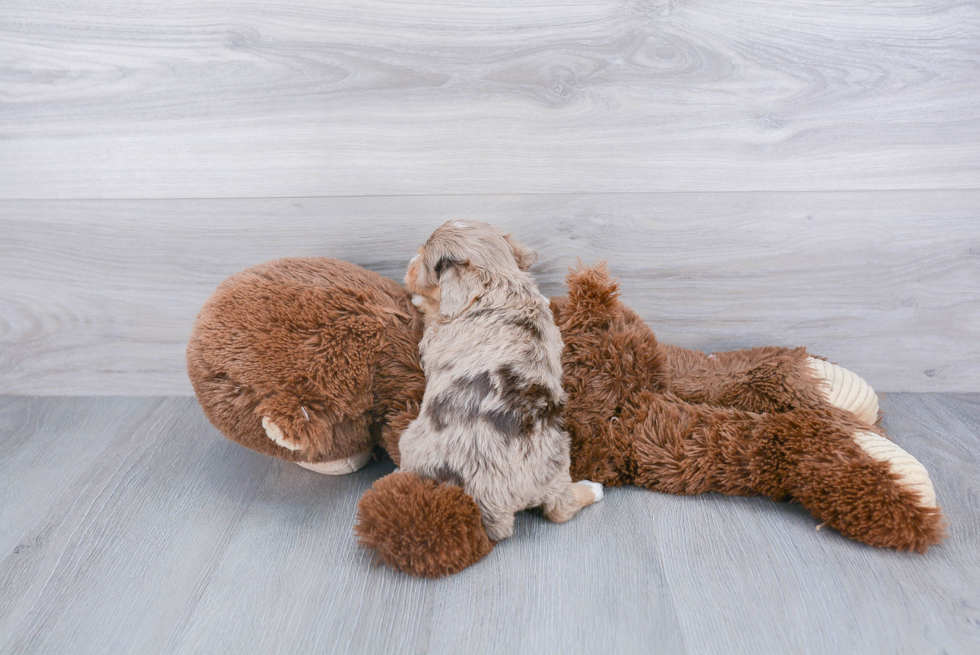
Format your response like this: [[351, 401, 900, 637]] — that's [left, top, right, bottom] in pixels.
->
[[186, 258, 424, 473], [187, 257, 944, 577]]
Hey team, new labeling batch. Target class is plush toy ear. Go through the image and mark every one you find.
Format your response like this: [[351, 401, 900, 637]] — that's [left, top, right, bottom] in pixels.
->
[[436, 257, 481, 319], [502, 233, 538, 271]]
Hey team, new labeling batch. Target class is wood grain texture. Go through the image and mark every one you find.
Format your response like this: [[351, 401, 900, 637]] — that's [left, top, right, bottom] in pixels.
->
[[0, 394, 978, 654], [2, 192, 978, 395], [1, 0, 978, 198], [0, 397, 274, 653]]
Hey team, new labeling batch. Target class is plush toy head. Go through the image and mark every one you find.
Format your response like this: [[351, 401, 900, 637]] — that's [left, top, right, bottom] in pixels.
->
[[187, 257, 426, 468]]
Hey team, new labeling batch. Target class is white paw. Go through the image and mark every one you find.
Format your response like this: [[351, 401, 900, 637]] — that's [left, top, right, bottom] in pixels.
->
[[853, 430, 937, 508], [262, 416, 303, 451], [807, 357, 879, 424], [576, 480, 604, 503], [295, 449, 373, 475]]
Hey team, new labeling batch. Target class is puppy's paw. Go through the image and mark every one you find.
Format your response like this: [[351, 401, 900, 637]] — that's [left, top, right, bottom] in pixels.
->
[[572, 480, 604, 506], [484, 514, 515, 542], [807, 357, 879, 424], [262, 416, 304, 452]]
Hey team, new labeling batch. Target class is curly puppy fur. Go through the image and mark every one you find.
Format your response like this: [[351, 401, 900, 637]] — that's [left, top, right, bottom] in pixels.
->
[[398, 221, 600, 541]]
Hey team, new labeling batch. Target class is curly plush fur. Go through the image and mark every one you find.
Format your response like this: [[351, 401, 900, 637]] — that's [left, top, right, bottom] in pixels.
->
[[188, 257, 945, 577]]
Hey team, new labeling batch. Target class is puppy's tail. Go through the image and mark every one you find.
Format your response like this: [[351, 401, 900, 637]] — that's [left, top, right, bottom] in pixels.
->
[[354, 471, 494, 577]]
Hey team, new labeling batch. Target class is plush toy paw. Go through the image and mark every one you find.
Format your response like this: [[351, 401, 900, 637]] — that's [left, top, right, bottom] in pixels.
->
[[807, 357, 880, 424], [263, 416, 372, 474], [262, 416, 305, 451], [852, 430, 937, 508], [296, 450, 374, 475]]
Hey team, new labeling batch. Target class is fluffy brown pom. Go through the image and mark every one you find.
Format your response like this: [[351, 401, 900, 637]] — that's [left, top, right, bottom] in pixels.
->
[[354, 472, 494, 577]]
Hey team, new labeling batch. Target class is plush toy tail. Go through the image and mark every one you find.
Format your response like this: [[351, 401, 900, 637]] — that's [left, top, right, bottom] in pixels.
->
[[354, 471, 495, 577]]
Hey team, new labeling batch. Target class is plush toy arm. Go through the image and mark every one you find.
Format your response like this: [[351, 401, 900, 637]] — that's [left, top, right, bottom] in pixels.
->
[[662, 344, 880, 424], [629, 393, 944, 552], [372, 340, 426, 467]]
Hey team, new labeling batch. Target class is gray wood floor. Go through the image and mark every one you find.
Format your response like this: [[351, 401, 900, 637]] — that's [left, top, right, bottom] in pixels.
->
[[1, 393, 978, 654]]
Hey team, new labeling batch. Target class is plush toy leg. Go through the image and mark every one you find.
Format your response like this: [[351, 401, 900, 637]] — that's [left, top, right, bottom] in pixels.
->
[[789, 424, 942, 551], [850, 431, 936, 507], [662, 345, 880, 424], [631, 394, 944, 552], [806, 357, 880, 425], [663, 345, 829, 414]]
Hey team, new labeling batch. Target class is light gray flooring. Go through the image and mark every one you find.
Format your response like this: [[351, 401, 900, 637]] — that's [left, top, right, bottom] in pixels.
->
[[1, 393, 978, 654]]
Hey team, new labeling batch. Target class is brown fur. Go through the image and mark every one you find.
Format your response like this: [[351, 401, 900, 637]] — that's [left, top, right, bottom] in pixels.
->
[[663, 344, 832, 415], [354, 471, 494, 577], [188, 258, 945, 577], [554, 264, 943, 552], [187, 258, 424, 463]]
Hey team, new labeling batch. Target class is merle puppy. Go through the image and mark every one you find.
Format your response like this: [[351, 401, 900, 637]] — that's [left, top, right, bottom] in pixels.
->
[[399, 220, 602, 541]]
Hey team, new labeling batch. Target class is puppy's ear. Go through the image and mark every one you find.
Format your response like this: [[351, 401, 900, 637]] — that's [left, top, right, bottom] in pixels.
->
[[502, 233, 538, 271], [436, 257, 481, 319]]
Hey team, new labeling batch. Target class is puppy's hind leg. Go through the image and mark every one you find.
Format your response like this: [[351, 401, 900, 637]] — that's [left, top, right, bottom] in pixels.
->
[[542, 480, 604, 524], [482, 509, 516, 542]]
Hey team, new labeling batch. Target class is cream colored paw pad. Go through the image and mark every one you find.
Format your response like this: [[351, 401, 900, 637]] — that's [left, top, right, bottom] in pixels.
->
[[807, 357, 879, 424], [853, 430, 937, 508], [296, 450, 373, 475], [262, 416, 302, 451]]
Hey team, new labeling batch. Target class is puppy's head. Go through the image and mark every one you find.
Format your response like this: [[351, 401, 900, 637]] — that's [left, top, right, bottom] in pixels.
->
[[405, 220, 537, 321]]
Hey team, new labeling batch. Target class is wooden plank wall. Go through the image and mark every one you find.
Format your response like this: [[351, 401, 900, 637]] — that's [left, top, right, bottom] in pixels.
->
[[2, 193, 978, 394], [2, 0, 978, 198], [1, 0, 978, 394]]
